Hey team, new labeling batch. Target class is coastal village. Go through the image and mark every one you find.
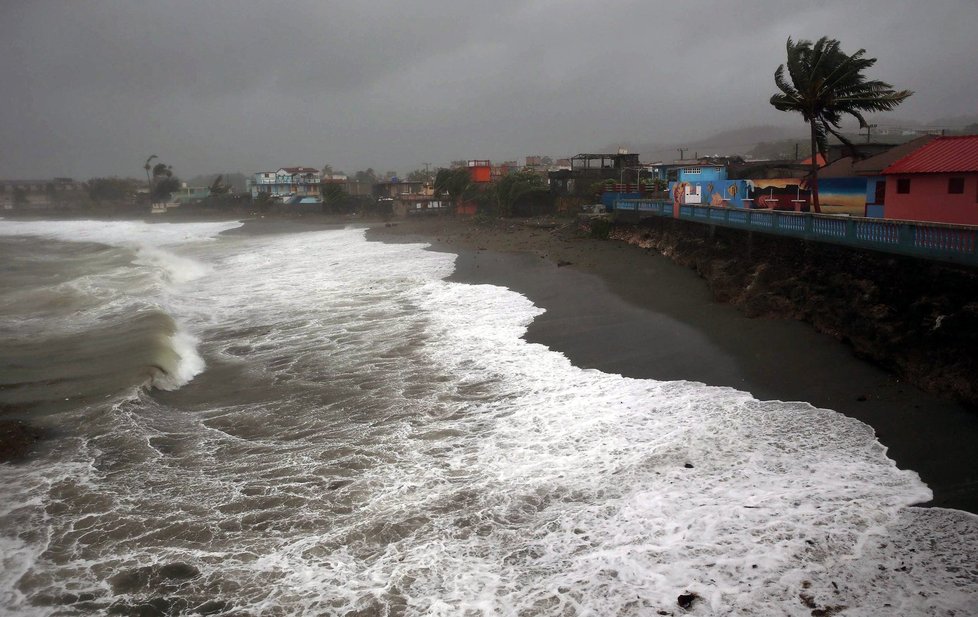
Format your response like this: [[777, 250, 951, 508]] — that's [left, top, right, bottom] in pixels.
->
[[4, 129, 978, 263], [3, 127, 976, 222]]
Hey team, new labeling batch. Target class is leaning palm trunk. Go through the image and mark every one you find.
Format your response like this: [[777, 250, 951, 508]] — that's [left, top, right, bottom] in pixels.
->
[[809, 121, 820, 213]]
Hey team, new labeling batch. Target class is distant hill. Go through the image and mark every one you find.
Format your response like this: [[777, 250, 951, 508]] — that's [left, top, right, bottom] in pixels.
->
[[605, 125, 805, 163], [602, 115, 978, 164], [925, 113, 978, 129]]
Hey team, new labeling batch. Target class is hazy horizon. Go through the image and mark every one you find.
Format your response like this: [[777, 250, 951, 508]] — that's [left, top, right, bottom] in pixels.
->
[[3, 0, 976, 180]]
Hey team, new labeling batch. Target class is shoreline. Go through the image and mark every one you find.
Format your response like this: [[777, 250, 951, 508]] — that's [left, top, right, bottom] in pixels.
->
[[365, 217, 978, 514], [3, 214, 975, 513]]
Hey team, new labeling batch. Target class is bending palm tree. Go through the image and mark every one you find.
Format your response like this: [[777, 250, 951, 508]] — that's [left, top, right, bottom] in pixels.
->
[[144, 154, 158, 194], [770, 37, 911, 212]]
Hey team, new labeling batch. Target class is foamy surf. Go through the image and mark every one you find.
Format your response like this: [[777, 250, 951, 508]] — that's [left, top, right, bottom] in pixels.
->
[[0, 220, 236, 409], [148, 327, 207, 391], [133, 246, 212, 285], [0, 221, 974, 616]]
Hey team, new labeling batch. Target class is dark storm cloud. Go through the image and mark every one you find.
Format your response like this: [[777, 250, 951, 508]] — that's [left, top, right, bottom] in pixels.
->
[[2, 0, 976, 179]]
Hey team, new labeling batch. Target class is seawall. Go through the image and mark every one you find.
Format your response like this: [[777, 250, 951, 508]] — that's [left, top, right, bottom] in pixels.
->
[[605, 215, 978, 409]]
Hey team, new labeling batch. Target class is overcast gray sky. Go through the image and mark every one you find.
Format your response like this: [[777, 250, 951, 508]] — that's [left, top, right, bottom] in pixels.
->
[[2, 0, 976, 179]]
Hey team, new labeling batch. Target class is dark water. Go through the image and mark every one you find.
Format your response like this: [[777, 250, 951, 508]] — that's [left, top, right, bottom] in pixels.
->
[[0, 219, 975, 616]]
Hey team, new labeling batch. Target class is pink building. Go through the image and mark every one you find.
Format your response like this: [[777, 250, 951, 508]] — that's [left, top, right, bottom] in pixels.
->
[[883, 135, 978, 225]]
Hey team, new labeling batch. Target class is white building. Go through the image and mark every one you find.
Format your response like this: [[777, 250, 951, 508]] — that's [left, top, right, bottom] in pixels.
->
[[250, 167, 322, 204]]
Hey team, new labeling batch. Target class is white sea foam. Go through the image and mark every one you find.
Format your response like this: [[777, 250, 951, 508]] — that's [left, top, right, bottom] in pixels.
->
[[0, 218, 242, 246], [164, 226, 977, 614], [1, 224, 975, 616], [152, 328, 206, 391], [133, 245, 212, 284]]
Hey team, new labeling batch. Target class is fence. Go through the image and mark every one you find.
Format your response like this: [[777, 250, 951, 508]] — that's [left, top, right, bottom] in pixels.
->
[[614, 199, 978, 267]]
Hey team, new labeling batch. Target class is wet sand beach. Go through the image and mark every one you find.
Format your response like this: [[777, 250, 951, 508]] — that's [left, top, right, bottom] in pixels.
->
[[365, 216, 978, 514]]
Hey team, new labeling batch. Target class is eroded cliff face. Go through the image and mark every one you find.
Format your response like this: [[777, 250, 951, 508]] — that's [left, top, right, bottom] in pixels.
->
[[604, 217, 978, 408]]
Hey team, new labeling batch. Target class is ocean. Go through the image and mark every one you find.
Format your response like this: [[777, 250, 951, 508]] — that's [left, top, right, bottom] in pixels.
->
[[0, 219, 975, 616]]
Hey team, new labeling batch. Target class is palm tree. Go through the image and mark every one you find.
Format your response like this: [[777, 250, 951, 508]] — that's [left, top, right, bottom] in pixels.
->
[[143, 154, 158, 195], [433, 168, 474, 214], [770, 37, 912, 212]]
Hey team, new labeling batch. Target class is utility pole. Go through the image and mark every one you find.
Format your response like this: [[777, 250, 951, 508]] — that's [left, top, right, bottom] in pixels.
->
[[423, 162, 431, 184], [677, 148, 687, 161], [794, 143, 799, 161], [864, 123, 878, 143]]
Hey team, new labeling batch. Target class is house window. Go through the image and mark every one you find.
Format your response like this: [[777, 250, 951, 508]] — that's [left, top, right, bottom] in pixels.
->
[[896, 178, 911, 194], [682, 167, 701, 175], [948, 177, 965, 194]]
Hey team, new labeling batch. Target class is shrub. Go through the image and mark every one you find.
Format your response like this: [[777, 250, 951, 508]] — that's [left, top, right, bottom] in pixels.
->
[[589, 217, 613, 239], [472, 212, 494, 227]]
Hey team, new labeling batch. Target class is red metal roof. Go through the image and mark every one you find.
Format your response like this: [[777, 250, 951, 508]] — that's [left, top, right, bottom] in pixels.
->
[[800, 153, 826, 167], [882, 135, 978, 174]]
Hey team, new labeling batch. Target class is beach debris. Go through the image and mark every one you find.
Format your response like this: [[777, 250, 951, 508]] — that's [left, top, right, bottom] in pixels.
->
[[677, 592, 700, 610], [684, 462, 694, 468], [557, 260, 572, 267]]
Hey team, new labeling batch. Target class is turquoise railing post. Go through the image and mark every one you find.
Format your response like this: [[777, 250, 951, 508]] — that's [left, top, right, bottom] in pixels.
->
[[898, 222, 914, 251]]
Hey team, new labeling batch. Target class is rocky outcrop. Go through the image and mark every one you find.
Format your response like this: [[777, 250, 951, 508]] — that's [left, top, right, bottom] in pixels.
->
[[605, 217, 978, 408]]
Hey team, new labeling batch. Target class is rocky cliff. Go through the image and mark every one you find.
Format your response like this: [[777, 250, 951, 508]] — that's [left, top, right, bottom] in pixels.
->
[[605, 217, 978, 408]]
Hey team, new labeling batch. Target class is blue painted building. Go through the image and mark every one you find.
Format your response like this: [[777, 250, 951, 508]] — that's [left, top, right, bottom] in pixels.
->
[[669, 164, 754, 208], [668, 164, 817, 211]]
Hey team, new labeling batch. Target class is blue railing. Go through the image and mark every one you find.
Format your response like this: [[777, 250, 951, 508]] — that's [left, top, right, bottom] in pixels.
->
[[614, 199, 978, 267]]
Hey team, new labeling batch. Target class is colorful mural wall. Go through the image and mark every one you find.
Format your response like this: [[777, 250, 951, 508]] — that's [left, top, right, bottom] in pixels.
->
[[818, 177, 868, 216], [670, 179, 812, 211], [749, 179, 810, 211], [669, 177, 868, 215]]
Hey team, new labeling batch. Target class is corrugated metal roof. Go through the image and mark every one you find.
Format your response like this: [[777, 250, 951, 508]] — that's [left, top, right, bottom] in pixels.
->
[[883, 135, 978, 174]]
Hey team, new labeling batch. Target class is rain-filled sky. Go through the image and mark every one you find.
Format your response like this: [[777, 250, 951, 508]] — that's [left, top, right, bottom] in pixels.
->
[[2, 0, 976, 179]]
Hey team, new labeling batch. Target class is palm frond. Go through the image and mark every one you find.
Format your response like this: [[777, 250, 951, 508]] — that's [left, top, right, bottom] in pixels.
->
[[771, 36, 911, 146], [823, 122, 858, 153], [774, 64, 797, 98]]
